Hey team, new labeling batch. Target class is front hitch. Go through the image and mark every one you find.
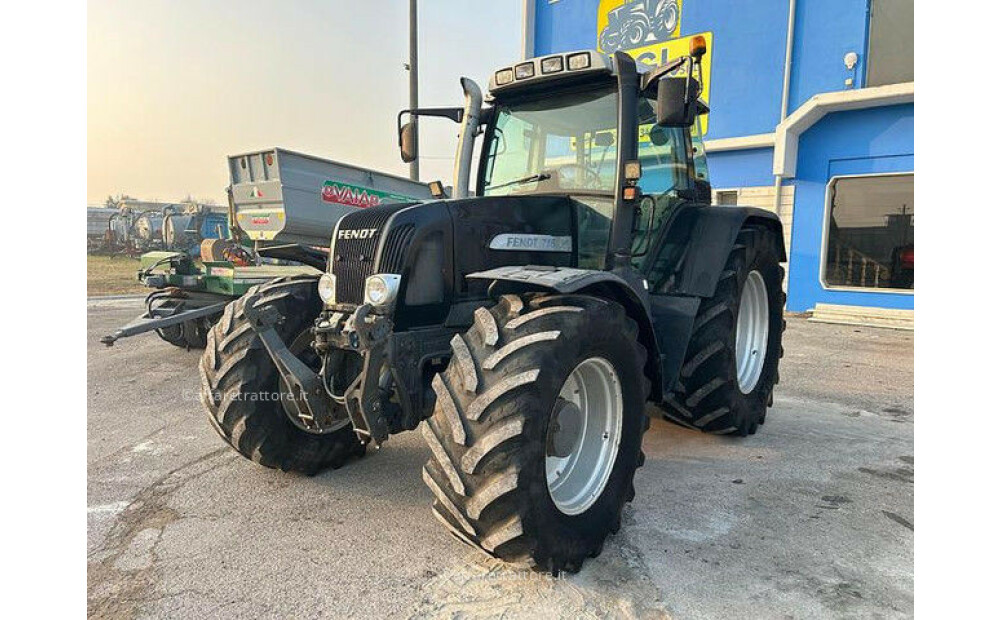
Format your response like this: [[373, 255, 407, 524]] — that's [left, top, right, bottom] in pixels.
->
[[242, 292, 349, 434], [315, 303, 397, 444]]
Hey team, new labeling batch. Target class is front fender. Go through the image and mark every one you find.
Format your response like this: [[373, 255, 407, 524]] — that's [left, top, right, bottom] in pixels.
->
[[466, 265, 642, 300], [466, 266, 665, 401]]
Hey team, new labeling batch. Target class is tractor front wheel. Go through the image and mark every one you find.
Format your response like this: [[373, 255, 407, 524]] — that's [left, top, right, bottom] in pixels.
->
[[421, 293, 650, 573], [198, 276, 365, 474]]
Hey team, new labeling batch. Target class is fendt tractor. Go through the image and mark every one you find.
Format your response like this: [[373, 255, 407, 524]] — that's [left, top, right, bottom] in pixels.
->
[[101, 150, 433, 347], [199, 39, 786, 573]]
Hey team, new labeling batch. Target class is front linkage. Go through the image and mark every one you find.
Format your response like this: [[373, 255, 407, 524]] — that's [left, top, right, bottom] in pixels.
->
[[241, 291, 348, 434], [246, 294, 454, 444]]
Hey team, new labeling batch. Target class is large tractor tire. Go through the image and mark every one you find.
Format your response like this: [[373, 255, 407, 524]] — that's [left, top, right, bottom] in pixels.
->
[[661, 225, 785, 435], [198, 276, 365, 474], [421, 293, 650, 573], [155, 323, 187, 348], [157, 317, 215, 349], [182, 317, 212, 349]]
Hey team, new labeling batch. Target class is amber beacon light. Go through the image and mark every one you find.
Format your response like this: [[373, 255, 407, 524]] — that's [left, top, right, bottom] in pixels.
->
[[690, 35, 707, 59]]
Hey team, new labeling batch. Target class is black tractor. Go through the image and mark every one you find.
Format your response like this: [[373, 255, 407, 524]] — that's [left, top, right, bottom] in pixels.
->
[[199, 40, 785, 574]]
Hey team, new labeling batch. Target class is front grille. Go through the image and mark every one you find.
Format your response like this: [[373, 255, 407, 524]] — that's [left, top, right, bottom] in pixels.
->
[[379, 224, 415, 273], [332, 204, 409, 304]]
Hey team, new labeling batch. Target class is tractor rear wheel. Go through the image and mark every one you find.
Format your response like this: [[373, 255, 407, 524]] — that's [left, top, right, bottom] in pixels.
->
[[421, 293, 650, 573], [660, 225, 785, 435], [198, 276, 365, 474]]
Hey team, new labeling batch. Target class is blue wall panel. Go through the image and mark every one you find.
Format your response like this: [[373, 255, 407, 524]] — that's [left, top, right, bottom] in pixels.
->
[[786, 103, 914, 312], [535, 0, 791, 140], [534, 1, 887, 139], [707, 148, 775, 188], [787, 0, 870, 111], [535, 0, 601, 58], [680, 0, 789, 138]]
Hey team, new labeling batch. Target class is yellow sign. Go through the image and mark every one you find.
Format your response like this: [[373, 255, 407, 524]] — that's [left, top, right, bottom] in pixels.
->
[[596, 1, 712, 135]]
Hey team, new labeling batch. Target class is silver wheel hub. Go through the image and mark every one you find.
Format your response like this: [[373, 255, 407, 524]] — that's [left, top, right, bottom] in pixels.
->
[[546, 357, 624, 515], [735, 270, 769, 394]]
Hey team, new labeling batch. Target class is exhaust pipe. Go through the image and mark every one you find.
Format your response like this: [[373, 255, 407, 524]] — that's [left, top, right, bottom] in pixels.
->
[[452, 77, 482, 198]]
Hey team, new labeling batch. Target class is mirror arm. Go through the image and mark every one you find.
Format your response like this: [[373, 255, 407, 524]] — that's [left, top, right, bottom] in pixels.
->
[[397, 107, 465, 145], [639, 57, 688, 92]]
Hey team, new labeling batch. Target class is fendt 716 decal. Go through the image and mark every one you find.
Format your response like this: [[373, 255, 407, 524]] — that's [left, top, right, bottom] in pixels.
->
[[321, 180, 417, 209]]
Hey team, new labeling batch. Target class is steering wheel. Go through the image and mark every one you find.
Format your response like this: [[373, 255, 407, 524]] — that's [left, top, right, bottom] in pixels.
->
[[556, 163, 603, 189]]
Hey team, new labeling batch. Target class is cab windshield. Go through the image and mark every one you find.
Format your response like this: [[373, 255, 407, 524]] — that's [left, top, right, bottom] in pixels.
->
[[481, 86, 693, 198]]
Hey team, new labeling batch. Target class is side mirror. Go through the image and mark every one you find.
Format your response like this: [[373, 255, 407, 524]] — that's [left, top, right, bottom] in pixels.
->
[[692, 178, 712, 203], [656, 76, 698, 128], [399, 121, 417, 163], [678, 178, 713, 203]]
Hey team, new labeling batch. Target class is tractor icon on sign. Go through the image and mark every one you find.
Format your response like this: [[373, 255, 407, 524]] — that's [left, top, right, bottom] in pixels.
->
[[599, 0, 680, 53]]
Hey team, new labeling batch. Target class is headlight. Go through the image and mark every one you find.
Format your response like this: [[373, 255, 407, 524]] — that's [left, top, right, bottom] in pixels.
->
[[318, 273, 336, 304], [494, 68, 514, 86], [364, 274, 401, 307], [567, 52, 592, 71], [541, 56, 564, 74]]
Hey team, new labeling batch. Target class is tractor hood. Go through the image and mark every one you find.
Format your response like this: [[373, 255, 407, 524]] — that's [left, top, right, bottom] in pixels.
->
[[329, 194, 608, 329], [446, 194, 579, 289]]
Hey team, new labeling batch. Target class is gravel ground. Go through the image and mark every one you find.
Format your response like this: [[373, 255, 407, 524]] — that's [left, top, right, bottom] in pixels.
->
[[88, 302, 913, 619]]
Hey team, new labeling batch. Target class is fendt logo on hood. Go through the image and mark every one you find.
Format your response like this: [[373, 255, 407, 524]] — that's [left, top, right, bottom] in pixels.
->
[[337, 228, 378, 240]]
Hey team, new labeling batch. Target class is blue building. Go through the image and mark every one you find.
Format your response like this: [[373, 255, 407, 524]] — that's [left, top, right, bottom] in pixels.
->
[[523, 0, 914, 319]]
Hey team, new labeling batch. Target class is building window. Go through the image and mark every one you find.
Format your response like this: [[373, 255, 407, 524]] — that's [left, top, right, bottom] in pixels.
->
[[715, 190, 738, 206], [823, 174, 913, 291], [867, 0, 914, 86]]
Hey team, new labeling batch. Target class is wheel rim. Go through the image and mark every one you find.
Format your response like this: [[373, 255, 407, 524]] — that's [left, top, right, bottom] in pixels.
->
[[735, 270, 769, 394], [545, 357, 624, 515]]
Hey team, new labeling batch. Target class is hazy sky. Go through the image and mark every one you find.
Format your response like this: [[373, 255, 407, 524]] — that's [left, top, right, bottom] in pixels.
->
[[87, 0, 522, 204]]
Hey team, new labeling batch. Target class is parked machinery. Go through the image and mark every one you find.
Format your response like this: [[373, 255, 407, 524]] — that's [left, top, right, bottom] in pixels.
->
[[87, 207, 119, 253], [101, 150, 433, 347], [198, 41, 786, 572], [88, 199, 228, 257], [133, 210, 164, 251], [162, 203, 230, 255]]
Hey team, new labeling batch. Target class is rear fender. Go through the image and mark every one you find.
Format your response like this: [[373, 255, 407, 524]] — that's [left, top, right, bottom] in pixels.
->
[[658, 206, 785, 298]]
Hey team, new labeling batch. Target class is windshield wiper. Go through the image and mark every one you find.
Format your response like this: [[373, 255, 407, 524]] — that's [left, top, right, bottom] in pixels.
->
[[488, 173, 551, 191]]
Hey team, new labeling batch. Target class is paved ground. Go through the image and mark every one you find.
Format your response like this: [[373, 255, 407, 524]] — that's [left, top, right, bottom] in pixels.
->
[[88, 301, 913, 619]]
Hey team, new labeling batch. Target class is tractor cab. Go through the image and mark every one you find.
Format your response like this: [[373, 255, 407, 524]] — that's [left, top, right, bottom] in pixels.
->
[[399, 40, 713, 286], [478, 52, 710, 272]]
